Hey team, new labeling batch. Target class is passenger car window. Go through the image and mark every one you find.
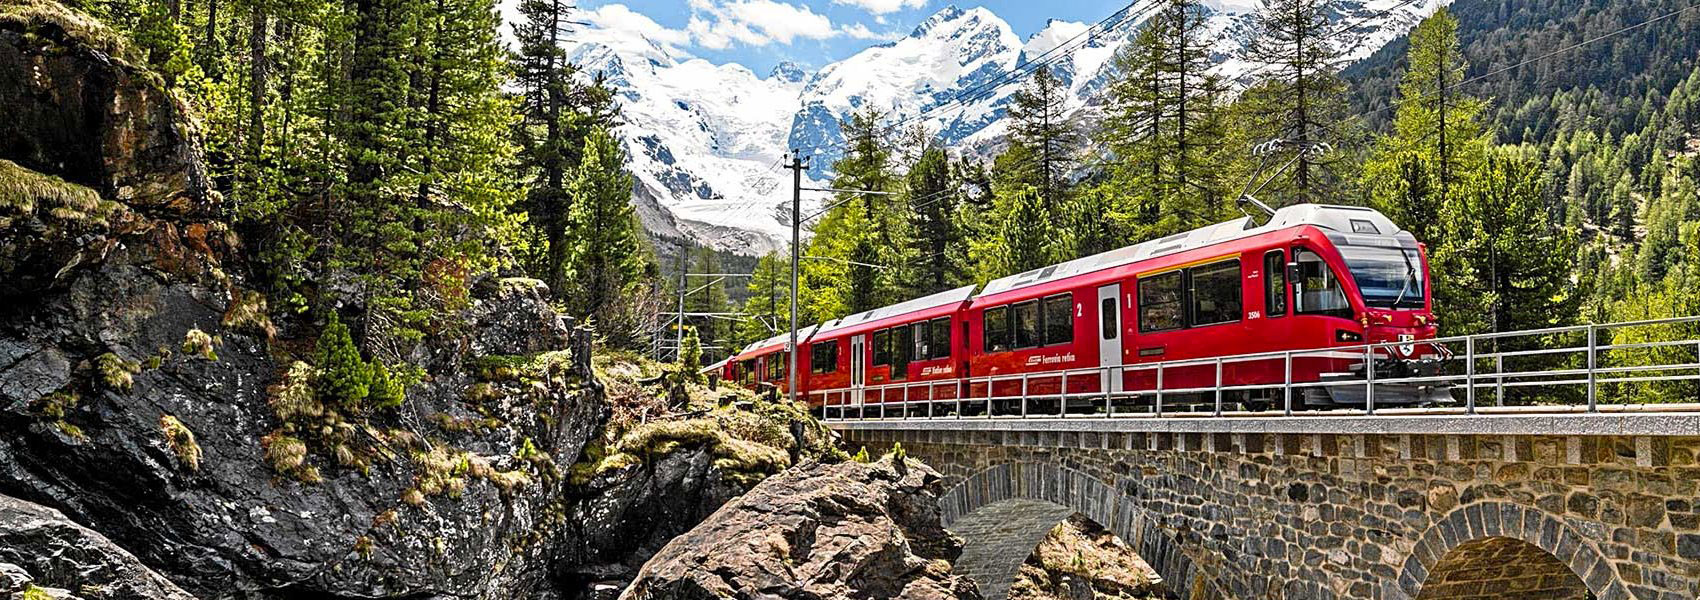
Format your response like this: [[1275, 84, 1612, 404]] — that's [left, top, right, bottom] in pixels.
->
[[912, 322, 929, 361], [1042, 294, 1073, 345], [810, 340, 838, 374], [1294, 248, 1353, 319], [1100, 298, 1117, 339], [892, 324, 912, 379], [872, 329, 890, 366], [1013, 301, 1040, 349], [984, 307, 1010, 352], [1139, 271, 1184, 332], [1189, 260, 1242, 327], [929, 318, 951, 359], [1264, 250, 1287, 317]]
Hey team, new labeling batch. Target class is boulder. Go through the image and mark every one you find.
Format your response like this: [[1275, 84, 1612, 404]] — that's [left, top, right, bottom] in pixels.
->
[[0, 493, 196, 600], [621, 457, 982, 600]]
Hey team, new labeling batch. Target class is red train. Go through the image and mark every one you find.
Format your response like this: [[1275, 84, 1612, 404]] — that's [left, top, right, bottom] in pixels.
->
[[723, 204, 1449, 415]]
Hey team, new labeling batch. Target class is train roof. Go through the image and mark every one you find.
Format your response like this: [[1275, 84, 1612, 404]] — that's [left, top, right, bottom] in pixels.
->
[[977, 204, 1400, 299], [812, 284, 978, 337], [738, 324, 818, 356]]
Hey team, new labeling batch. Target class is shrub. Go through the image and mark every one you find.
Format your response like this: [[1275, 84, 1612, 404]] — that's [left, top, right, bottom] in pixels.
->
[[678, 326, 703, 383], [852, 446, 871, 463], [21, 585, 53, 600], [313, 313, 369, 410], [367, 361, 405, 410], [159, 415, 201, 472]]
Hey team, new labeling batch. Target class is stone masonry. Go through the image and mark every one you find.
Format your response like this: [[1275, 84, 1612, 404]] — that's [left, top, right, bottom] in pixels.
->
[[838, 418, 1700, 600], [947, 499, 1079, 600]]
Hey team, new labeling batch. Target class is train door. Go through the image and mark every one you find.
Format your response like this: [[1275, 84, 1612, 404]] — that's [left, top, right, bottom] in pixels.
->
[[850, 334, 866, 407], [1097, 283, 1124, 393]]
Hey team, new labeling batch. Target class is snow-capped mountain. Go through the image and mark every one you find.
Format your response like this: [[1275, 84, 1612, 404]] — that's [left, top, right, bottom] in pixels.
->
[[563, 1, 1450, 256]]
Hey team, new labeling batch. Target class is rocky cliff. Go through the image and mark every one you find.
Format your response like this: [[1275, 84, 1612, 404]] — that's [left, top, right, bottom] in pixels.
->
[[0, 3, 814, 599]]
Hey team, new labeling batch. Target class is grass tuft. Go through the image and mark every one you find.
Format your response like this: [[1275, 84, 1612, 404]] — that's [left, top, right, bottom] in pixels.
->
[[96, 352, 141, 391], [159, 414, 201, 471], [222, 290, 277, 339], [181, 327, 220, 360], [0, 159, 109, 225]]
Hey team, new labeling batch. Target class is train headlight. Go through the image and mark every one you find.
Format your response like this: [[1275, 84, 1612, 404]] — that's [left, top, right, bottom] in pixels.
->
[[1336, 330, 1364, 343]]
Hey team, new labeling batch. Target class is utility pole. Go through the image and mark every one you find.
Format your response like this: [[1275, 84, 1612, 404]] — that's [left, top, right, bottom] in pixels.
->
[[675, 246, 686, 362], [784, 151, 810, 407]]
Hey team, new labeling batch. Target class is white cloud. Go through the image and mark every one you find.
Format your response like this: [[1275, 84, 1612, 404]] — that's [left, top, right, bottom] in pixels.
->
[[831, 0, 927, 16], [577, 0, 889, 51], [687, 0, 840, 49], [582, 4, 693, 53], [837, 22, 891, 41]]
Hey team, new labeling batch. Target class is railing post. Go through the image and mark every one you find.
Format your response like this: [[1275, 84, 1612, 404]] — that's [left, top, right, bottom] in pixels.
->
[[1283, 352, 1294, 417], [1365, 344, 1376, 415], [1495, 354, 1505, 407], [1586, 325, 1598, 412], [1465, 336, 1476, 415], [1060, 371, 1068, 418], [1104, 366, 1114, 418], [1021, 374, 1030, 419], [1155, 365, 1165, 417], [955, 384, 962, 420], [927, 385, 934, 420], [1213, 358, 1224, 417]]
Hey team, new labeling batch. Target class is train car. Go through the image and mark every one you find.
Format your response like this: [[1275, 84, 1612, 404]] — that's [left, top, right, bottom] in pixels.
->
[[957, 203, 1441, 410], [724, 326, 816, 395], [800, 285, 977, 415], [728, 203, 1445, 412]]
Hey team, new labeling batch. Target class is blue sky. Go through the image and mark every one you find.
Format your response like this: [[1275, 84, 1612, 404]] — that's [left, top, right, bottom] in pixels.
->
[[575, 0, 1128, 74]]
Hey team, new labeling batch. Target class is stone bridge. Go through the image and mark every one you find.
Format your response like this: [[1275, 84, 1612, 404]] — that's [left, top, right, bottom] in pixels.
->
[[831, 413, 1700, 600]]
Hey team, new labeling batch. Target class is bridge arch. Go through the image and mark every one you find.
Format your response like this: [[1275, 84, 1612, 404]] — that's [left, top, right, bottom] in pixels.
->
[[1390, 502, 1630, 600], [939, 462, 1219, 600]]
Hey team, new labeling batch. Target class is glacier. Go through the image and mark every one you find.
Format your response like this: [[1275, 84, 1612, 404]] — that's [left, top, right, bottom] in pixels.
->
[[560, 1, 1451, 256]]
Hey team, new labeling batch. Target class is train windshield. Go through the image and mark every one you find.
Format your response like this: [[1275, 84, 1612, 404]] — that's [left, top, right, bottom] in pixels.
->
[[1340, 245, 1426, 310]]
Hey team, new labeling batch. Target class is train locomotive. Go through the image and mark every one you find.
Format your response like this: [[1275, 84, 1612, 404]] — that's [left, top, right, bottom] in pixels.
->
[[723, 204, 1451, 414]]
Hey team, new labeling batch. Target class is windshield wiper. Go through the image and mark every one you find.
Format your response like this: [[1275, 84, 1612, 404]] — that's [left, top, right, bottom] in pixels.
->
[[1391, 249, 1418, 308]]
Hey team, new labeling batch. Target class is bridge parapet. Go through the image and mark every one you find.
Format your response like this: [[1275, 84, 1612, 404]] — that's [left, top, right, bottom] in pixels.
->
[[834, 414, 1700, 600]]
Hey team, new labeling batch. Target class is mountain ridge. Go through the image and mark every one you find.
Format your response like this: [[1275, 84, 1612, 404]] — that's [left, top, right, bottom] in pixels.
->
[[568, 1, 1452, 255]]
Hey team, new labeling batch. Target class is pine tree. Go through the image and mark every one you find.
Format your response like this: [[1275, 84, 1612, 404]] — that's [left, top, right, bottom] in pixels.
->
[[1100, 0, 1229, 240], [1363, 7, 1488, 247], [1239, 0, 1349, 202], [512, 0, 619, 293], [738, 252, 788, 347], [801, 108, 907, 320], [562, 127, 646, 328], [969, 185, 1061, 281], [314, 313, 370, 410], [904, 143, 966, 295], [1360, 7, 1482, 244], [1433, 150, 1577, 334], [1005, 65, 1081, 211]]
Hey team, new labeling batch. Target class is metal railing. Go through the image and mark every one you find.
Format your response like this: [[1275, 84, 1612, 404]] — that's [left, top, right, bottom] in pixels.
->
[[814, 316, 1700, 422]]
